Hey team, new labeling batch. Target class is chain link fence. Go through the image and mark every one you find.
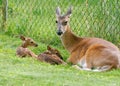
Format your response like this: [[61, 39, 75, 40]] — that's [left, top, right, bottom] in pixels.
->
[[0, 0, 2, 29], [1, 0, 120, 46]]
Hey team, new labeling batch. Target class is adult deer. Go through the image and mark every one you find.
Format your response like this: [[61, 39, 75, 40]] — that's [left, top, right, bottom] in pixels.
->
[[55, 7, 120, 72]]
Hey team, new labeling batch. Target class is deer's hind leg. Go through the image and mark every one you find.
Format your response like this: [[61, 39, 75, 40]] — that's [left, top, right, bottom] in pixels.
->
[[85, 45, 119, 71]]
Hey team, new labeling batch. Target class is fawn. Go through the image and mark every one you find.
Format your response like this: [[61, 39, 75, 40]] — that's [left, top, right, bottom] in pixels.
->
[[16, 35, 38, 58], [37, 46, 66, 65], [55, 7, 120, 72]]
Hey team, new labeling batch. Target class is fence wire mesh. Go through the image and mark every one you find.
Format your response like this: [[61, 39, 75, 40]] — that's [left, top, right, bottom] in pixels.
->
[[0, 0, 2, 28], [1, 0, 120, 46]]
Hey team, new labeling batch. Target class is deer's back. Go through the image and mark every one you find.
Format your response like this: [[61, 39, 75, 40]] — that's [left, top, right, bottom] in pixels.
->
[[16, 47, 29, 57], [76, 37, 119, 52], [37, 53, 66, 65]]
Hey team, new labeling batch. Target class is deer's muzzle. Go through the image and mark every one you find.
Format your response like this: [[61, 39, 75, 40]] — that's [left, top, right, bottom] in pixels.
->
[[57, 31, 63, 36]]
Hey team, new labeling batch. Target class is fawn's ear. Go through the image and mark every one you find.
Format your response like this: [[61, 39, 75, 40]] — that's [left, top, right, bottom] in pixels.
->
[[66, 6, 72, 17], [47, 45, 52, 50], [56, 7, 61, 16], [20, 35, 26, 41]]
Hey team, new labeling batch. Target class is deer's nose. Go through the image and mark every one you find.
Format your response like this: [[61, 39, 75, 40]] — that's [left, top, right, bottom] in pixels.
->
[[57, 31, 63, 36], [35, 44, 38, 47]]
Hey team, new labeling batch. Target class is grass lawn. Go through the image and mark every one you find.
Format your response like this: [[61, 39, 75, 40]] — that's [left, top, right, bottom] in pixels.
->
[[0, 33, 120, 86], [0, 0, 120, 85]]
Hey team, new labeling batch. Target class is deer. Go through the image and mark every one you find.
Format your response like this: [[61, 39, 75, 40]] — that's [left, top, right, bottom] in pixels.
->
[[16, 35, 38, 58], [55, 7, 120, 72], [37, 46, 66, 65]]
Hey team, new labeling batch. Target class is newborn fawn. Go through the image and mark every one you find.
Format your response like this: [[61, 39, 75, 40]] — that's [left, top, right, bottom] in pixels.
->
[[37, 46, 66, 65], [16, 35, 38, 58]]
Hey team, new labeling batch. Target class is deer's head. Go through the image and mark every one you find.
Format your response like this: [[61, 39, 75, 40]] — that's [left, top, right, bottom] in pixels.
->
[[46, 45, 63, 60], [56, 7, 72, 36], [20, 35, 38, 48]]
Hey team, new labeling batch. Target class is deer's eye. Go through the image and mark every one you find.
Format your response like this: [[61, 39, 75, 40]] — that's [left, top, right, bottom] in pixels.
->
[[31, 41, 33, 44], [56, 20, 58, 23], [62, 21, 68, 26], [55, 50, 59, 54]]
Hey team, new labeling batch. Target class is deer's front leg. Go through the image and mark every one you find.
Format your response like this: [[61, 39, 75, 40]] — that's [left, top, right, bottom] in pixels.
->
[[67, 52, 79, 65], [27, 49, 37, 58]]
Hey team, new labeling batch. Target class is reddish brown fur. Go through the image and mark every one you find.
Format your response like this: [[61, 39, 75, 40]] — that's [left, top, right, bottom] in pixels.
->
[[37, 46, 66, 65], [16, 35, 38, 58], [56, 7, 120, 71]]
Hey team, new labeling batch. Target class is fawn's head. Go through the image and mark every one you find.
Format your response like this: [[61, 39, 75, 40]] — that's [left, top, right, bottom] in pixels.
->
[[56, 6, 72, 36], [47, 45, 63, 60], [20, 35, 38, 48]]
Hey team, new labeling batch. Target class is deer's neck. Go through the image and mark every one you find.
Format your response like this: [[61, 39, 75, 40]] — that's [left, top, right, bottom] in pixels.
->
[[21, 43, 28, 48], [60, 26, 82, 53]]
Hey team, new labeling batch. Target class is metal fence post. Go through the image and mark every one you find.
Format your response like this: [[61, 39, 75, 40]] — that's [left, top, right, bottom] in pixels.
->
[[2, 0, 8, 30]]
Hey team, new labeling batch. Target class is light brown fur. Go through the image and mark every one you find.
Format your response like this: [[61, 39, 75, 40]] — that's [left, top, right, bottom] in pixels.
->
[[16, 35, 38, 58], [55, 7, 120, 71]]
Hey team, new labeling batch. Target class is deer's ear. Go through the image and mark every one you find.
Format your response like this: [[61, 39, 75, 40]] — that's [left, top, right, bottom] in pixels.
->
[[20, 35, 26, 41], [47, 45, 52, 50], [56, 7, 61, 16], [66, 6, 72, 17]]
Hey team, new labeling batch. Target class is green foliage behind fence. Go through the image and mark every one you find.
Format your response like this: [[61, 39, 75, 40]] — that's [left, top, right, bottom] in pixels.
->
[[1, 0, 120, 46]]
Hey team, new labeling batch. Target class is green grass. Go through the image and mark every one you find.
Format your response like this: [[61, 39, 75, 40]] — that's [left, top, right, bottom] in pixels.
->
[[0, 0, 120, 86], [0, 33, 120, 86]]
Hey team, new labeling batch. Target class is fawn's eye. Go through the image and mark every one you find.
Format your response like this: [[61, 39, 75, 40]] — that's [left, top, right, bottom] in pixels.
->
[[55, 51, 59, 54], [31, 41, 33, 44], [62, 21, 68, 26], [55, 52, 58, 54], [56, 20, 58, 23]]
